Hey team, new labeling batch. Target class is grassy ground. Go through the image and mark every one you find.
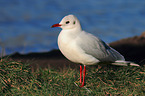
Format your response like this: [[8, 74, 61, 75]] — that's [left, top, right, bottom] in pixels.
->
[[0, 58, 145, 96]]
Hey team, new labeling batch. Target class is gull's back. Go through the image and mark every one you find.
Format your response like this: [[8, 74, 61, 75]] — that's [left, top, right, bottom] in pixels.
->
[[75, 31, 125, 62]]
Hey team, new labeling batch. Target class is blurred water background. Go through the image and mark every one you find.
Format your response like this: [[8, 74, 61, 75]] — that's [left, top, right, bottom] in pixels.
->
[[0, 0, 145, 56]]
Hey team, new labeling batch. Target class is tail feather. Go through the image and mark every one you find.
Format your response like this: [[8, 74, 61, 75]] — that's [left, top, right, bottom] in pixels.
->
[[111, 60, 140, 67]]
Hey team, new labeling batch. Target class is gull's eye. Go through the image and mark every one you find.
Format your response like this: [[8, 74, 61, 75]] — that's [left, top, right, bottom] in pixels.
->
[[66, 21, 70, 24], [73, 21, 76, 24]]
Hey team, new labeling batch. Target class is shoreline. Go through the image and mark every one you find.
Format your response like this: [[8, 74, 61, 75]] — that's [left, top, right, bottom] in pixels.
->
[[2, 32, 145, 70]]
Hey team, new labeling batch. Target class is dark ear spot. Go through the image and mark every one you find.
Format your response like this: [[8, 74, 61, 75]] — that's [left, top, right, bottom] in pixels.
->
[[73, 21, 76, 24], [66, 21, 70, 24]]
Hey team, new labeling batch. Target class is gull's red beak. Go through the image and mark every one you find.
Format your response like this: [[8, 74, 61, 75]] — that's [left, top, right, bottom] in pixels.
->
[[51, 24, 61, 28]]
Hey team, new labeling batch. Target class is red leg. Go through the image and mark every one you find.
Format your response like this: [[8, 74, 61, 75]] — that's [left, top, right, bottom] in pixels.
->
[[79, 65, 86, 87], [80, 65, 82, 84]]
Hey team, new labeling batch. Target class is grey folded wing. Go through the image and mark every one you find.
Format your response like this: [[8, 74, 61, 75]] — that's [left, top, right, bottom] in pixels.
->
[[77, 32, 125, 62]]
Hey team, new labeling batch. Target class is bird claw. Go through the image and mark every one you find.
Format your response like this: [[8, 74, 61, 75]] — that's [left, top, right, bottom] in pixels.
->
[[74, 82, 85, 87], [74, 82, 91, 93], [79, 85, 84, 87]]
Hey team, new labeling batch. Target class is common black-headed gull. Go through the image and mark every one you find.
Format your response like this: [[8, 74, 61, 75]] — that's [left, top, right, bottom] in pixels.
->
[[51, 14, 139, 87]]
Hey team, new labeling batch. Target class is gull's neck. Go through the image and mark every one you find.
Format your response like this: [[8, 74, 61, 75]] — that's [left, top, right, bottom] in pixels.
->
[[62, 24, 82, 35], [58, 25, 83, 44]]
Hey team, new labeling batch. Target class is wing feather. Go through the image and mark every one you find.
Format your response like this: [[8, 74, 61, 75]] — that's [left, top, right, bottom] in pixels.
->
[[76, 31, 125, 62]]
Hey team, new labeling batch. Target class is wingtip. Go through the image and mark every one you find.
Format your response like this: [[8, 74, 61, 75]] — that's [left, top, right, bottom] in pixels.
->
[[130, 63, 140, 67]]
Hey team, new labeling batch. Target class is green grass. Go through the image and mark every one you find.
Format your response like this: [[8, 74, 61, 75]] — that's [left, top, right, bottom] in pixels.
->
[[0, 58, 145, 95]]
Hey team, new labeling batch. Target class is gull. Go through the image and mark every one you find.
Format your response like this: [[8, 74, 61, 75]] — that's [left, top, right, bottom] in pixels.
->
[[51, 14, 139, 87]]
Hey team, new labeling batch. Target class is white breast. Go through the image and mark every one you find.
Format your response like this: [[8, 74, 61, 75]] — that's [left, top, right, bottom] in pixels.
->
[[58, 30, 100, 65]]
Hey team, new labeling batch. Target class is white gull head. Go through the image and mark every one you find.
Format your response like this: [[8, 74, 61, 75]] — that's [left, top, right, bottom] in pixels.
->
[[51, 14, 82, 31]]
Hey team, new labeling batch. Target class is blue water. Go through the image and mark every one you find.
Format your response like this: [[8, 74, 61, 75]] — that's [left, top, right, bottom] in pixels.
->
[[0, 0, 145, 55]]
